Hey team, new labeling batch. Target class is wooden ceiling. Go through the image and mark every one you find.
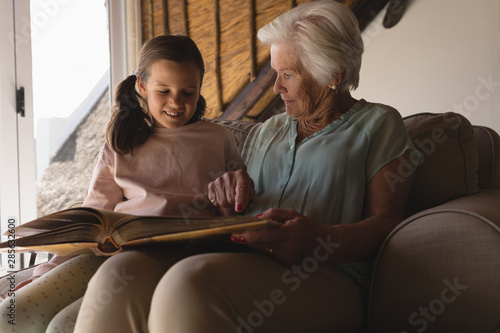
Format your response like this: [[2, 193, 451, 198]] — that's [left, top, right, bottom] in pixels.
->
[[140, 0, 408, 122]]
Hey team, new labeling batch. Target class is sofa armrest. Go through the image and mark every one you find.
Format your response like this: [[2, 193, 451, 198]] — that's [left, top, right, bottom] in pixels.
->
[[369, 189, 500, 333]]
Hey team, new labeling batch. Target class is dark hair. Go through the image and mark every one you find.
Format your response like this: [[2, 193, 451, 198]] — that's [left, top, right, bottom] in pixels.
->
[[106, 35, 207, 154]]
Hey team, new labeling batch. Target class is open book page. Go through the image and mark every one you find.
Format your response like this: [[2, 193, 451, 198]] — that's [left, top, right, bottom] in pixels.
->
[[13, 208, 131, 237], [0, 207, 280, 256]]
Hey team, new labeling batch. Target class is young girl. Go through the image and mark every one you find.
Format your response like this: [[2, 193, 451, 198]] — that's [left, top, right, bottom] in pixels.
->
[[0, 35, 244, 333]]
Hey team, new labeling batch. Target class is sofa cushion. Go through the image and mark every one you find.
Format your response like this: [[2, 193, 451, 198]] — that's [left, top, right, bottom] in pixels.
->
[[473, 125, 500, 190], [404, 112, 479, 215]]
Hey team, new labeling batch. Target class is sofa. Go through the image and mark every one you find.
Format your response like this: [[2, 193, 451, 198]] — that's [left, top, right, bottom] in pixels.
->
[[1, 111, 499, 332]]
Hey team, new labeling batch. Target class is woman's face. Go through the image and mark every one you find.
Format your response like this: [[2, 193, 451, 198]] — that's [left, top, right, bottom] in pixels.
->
[[138, 59, 201, 129], [270, 43, 331, 121]]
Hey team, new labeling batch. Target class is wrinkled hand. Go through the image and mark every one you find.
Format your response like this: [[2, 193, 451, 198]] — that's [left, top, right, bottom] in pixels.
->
[[208, 169, 255, 215], [231, 208, 332, 266]]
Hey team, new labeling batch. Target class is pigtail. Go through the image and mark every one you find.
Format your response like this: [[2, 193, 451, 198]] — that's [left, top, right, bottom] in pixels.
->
[[106, 74, 152, 154]]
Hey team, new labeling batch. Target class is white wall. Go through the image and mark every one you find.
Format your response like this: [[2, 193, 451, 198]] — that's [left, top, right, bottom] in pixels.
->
[[353, 0, 500, 134]]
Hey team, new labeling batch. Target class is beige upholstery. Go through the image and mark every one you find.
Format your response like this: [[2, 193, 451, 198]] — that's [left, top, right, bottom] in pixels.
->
[[474, 125, 500, 189], [369, 113, 500, 333], [403, 112, 480, 216], [205, 118, 263, 163]]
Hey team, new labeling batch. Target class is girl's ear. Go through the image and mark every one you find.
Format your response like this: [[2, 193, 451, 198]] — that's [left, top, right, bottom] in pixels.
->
[[137, 75, 147, 97]]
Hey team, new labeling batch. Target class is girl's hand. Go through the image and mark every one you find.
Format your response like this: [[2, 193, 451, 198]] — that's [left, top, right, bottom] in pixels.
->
[[231, 208, 334, 266], [208, 169, 255, 214]]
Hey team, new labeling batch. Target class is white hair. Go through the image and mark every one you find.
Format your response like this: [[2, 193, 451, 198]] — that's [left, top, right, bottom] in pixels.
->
[[257, 0, 364, 93]]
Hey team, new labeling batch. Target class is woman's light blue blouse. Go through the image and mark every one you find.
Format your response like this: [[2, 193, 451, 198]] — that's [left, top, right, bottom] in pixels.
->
[[245, 99, 420, 287]]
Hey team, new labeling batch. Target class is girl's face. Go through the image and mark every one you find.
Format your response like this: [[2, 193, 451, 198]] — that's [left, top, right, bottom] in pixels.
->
[[138, 59, 201, 129]]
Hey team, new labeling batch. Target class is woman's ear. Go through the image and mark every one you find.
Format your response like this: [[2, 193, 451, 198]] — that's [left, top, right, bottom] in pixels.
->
[[328, 71, 344, 90], [136, 75, 147, 98]]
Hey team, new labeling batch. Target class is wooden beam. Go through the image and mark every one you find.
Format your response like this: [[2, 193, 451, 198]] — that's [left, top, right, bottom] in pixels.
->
[[383, 0, 409, 28], [143, 0, 154, 41], [219, 61, 276, 120], [182, 0, 189, 36], [162, 0, 170, 35], [353, 0, 390, 31], [214, 0, 223, 114], [256, 95, 284, 122], [249, 0, 257, 81]]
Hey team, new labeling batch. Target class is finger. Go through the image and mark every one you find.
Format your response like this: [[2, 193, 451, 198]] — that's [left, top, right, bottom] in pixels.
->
[[233, 228, 292, 265], [207, 182, 217, 205], [233, 224, 287, 246], [213, 172, 237, 209], [234, 171, 254, 212], [256, 208, 301, 223], [207, 181, 223, 207], [207, 182, 219, 207], [234, 182, 251, 212], [210, 177, 231, 208]]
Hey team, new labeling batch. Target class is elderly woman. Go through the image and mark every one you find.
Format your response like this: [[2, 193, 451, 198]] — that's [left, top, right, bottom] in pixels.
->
[[74, 1, 419, 333], [147, 1, 419, 332]]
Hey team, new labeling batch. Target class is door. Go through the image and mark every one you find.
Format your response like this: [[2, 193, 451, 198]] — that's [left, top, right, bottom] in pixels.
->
[[0, 0, 37, 272]]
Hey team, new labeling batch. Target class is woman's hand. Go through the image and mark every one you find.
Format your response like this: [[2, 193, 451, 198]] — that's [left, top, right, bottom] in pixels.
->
[[231, 208, 333, 266], [208, 169, 255, 215]]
